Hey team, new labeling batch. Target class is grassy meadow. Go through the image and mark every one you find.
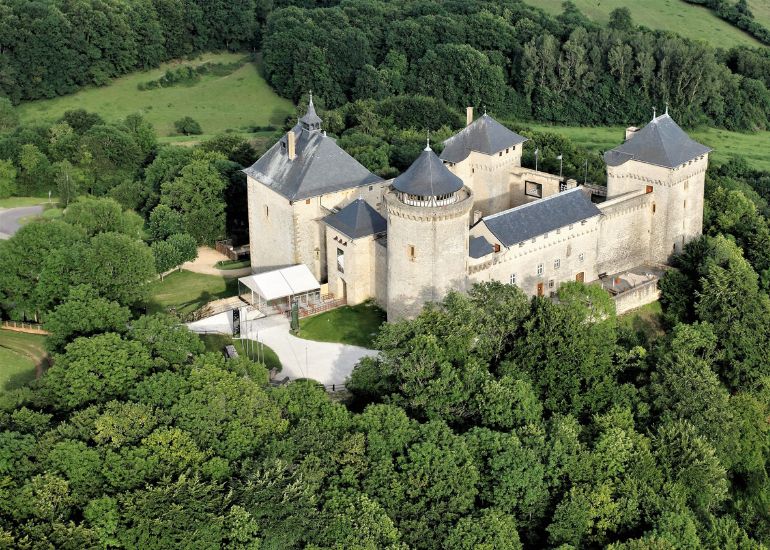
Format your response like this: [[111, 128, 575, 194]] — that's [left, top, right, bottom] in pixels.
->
[[524, 0, 761, 49], [525, 122, 770, 172], [0, 330, 49, 393], [146, 270, 238, 317], [748, 0, 770, 30], [17, 52, 294, 140]]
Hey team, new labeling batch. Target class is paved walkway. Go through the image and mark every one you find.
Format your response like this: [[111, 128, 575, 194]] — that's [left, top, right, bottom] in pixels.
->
[[240, 314, 378, 385], [182, 246, 251, 278], [0, 205, 43, 239]]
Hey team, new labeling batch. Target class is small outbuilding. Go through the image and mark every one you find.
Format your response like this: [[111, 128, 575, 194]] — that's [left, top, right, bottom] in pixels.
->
[[238, 264, 321, 313]]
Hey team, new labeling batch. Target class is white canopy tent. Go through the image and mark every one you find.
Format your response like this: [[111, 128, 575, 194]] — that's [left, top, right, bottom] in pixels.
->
[[239, 265, 321, 311]]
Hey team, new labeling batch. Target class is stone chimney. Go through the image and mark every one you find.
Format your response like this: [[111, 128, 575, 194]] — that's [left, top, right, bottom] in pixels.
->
[[565, 178, 578, 189], [625, 126, 639, 141], [287, 131, 296, 160], [466, 106, 473, 126], [472, 209, 482, 224]]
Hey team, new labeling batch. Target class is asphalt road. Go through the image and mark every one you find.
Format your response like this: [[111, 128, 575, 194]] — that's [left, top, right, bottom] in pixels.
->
[[0, 205, 44, 239]]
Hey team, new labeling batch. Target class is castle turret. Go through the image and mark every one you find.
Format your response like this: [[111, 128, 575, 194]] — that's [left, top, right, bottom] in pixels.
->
[[385, 144, 473, 320], [603, 111, 711, 263]]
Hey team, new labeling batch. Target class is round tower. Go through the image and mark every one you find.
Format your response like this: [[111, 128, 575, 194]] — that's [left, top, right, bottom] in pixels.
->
[[385, 145, 473, 321]]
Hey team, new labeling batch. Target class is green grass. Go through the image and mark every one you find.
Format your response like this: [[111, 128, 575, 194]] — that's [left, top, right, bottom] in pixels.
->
[[618, 301, 665, 341], [525, 121, 770, 172], [524, 0, 761, 49], [199, 333, 282, 371], [146, 269, 238, 317], [18, 52, 294, 137], [0, 196, 49, 208], [748, 0, 770, 30], [0, 330, 49, 393], [298, 301, 386, 348], [215, 259, 251, 270]]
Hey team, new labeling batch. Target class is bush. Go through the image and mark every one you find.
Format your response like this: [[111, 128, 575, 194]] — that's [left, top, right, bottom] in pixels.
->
[[174, 117, 203, 136]]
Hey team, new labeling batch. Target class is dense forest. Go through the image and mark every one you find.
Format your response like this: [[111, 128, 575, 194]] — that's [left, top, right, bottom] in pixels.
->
[[260, 0, 770, 131], [0, 152, 769, 546]]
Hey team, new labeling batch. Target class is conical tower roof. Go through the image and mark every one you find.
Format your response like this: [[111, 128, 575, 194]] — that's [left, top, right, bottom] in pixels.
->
[[393, 146, 464, 197]]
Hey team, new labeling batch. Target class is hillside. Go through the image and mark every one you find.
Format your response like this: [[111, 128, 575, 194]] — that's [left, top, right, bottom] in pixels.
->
[[17, 52, 294, 140], [748, 0, 770, 29], [525, 0, 762, 48]]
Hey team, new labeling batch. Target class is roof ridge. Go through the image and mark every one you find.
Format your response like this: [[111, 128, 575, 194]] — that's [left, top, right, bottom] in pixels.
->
[[485, 187, 584, 221]]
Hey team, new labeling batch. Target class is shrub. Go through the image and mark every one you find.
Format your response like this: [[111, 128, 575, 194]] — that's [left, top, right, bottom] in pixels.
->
[[174, 117, 203, 136]]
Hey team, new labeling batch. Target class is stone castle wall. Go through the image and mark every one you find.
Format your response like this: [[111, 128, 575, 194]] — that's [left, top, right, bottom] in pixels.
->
[[468, 216, 601, 296]]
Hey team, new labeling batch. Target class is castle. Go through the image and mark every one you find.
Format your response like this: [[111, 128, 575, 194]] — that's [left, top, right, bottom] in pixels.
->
[[244, 100, 710, 321]]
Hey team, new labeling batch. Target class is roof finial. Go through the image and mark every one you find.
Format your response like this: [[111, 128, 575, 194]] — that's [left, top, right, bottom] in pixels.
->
[[425, 129, 431, 151], [308, 90, 313, 106], [665, 101, 669, 116], [483, 105, 487, 116], [652, 106, 657, 121]]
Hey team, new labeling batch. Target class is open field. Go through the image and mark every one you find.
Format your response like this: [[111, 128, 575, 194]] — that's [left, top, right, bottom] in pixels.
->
[[0, 330, 48, 393], [18, 52, 294, 138], [299, 301, 386, 348], [146, 270, 238, 317], [524, 0, 761, 49], [525, 122, 770, 172]]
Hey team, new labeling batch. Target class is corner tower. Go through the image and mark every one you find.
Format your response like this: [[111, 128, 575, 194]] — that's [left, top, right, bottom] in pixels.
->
[[603, 112, 711, 263], [385, 144, 473, 321]]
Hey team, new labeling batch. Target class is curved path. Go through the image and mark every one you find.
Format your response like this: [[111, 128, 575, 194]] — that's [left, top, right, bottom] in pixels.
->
[[0, 205, 43, 239], [240, 314, 377, 386]]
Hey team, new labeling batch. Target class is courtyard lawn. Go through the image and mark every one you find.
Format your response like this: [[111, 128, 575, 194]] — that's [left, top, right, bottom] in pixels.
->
[[199, 333, 282, 371], [298, 301, 386, 348], [618, 301, 665, 341], [524, 122, 770, 172], [523, 0, 760, 49], [0, 330, 49, 393], [18, 52, 294, 138], [146, 269, 238, 317]]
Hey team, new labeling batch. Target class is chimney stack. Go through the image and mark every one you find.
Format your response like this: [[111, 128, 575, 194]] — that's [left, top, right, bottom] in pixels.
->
[[466, 106, 473, 126], [287, 131, 296, 160], [625, 126, 639, 141]]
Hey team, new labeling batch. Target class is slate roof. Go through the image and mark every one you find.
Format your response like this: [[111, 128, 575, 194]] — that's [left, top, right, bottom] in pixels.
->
[[440, 113, 528, 163], [323, 198, 387, 240], [469, 235, 494, 259], [393, 146, 464, 197], [243, 125, 382, 201], [483, 187, 601, 247], [604, 114, 712, 169]]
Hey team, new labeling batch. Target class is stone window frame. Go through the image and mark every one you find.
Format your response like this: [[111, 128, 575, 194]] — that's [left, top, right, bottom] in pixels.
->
[[554, 258, 561, 270], [537, 263, 544, 276]]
